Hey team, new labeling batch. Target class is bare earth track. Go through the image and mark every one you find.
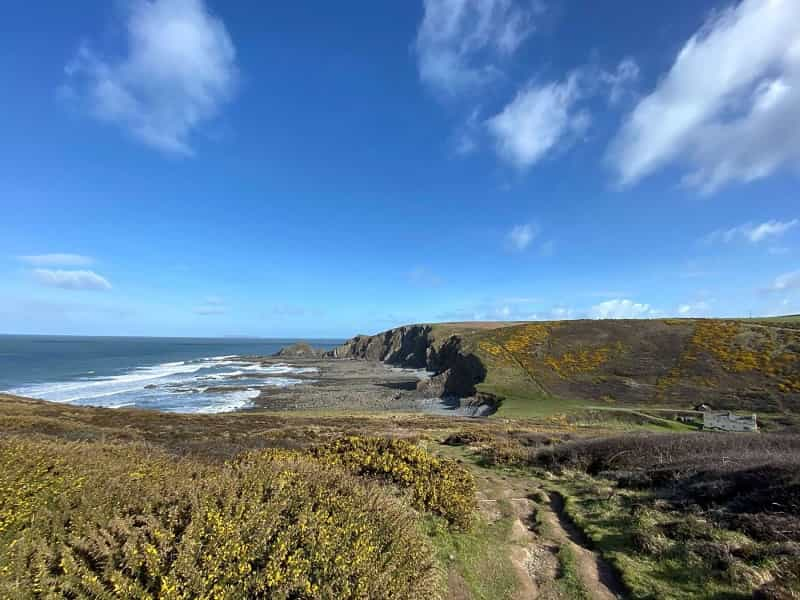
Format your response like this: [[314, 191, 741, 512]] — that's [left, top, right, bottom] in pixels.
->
[[464, 453, 626, 599]]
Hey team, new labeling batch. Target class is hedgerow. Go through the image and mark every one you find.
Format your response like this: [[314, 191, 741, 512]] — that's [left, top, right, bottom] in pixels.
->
[[310, 436, 476, 528], [0, 438, 440, 599]]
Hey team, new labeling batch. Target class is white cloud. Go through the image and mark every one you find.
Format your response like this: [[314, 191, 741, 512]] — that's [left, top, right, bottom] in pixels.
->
[[18, 254, 93, 267], [32, 269, 112, 291], [487, 74, 589, 168], [600, 58, 640, 105], [590, 298, 656, 319], [415, 0, 542, 97], [549, 306, 577, 320], [768, 246, 791, 256], [705, 219, 798, 244], [505, 223, 538, 251], [766, 270, 800, 292], [609, 0, 800, 193], [64, 0, 238, 154], [452, 107, 482, 155], [437, 295, 541, 321], [677, 301, 711, 316]]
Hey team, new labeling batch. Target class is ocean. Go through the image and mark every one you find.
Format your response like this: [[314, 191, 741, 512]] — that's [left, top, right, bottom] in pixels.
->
[[0, 335, 342, 413]]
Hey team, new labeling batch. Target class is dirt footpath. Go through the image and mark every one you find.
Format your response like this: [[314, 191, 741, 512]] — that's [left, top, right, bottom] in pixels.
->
[[467, 458, 626, 599]]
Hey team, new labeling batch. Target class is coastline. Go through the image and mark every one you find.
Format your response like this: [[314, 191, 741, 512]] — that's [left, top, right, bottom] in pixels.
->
[[2, 351, 495, 417], [244, 355, 494, 416]]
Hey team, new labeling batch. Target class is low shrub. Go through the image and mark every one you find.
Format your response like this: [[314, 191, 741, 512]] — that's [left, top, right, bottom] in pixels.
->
[[442, 430, 492, 446], [310, 436, 476, 528], [478, 439, 535, 468], [0, 438, 440, 599], [535, 433, 800, 476]]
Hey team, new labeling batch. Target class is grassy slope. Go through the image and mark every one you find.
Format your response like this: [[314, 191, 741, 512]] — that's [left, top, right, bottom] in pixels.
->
[[4, 392, 799, 598], [430, 318, 800, 420], [450, 430, 800, 599]]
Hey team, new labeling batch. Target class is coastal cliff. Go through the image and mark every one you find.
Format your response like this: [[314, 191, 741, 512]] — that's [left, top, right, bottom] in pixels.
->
[[328, 318, 800, 415], [327, 325, 489, 399]]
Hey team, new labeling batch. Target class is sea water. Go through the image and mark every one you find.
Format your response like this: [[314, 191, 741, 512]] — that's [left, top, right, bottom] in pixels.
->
[[0, 335, 340, 413]]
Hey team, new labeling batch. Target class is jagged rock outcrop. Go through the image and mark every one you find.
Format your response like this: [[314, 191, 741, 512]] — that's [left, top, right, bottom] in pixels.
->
[[326, 325, 433, 367], [327, 325, 488, 399], [273, 342, 323, 358]]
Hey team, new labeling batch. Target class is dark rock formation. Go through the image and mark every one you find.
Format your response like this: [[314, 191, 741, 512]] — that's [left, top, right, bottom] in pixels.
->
[[327, 325, 488, 400], [326, 325, 433, 367], [273, 342, 323, 358]]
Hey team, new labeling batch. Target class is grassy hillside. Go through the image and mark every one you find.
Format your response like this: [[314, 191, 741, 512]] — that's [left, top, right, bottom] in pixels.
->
[[426, 318, 800, 418], [3, 395, 799, 598]]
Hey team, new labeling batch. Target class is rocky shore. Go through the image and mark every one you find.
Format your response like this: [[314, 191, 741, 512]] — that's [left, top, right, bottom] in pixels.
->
[[240, 325, 499, 416], [246, 355, 495, 416]]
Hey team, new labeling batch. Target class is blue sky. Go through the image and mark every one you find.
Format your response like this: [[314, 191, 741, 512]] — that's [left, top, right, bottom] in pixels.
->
[[1, 0, 799, 338]]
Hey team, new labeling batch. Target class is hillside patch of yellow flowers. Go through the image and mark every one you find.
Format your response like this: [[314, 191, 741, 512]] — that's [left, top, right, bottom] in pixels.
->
[[310, 436, 476, 529], [478, 324, 622, 378], [659, 321, 800, 394], [0, 437, 454, 599]]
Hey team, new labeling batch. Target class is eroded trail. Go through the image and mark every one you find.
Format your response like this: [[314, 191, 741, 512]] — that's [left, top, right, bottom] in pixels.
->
[[542, 491, 627, 600], [471, 467, 626, 600]]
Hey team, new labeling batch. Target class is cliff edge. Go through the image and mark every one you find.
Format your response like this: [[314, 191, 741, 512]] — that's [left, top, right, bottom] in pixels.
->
[[327, 318, 800, 415]]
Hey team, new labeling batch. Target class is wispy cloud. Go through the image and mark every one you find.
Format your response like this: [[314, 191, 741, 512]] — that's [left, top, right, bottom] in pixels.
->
[[195, 295, 226, 315], [548, 306, 578, 320], [608, 0, 800, 193], [585, 290, 630, 299], [768, 246, 791, 256], [32, 269, 112, 291], [486, 59, 637, 169], [270, 304, 324, 318], [677, 300, 712, 317], [590, 298, 657, 319], [704, 219, 798, 245], [63, 0, 238, 155], [18, 253, 94, 267], [487, 73, 589, 169], [408, 266, 444, 287], [505, 223, 538, 251], [764, 271, 800, 293], [601, 58, 640, 106], [437, 295, 541, 322], [194, 306, 225, 315], [414, 0, 541, 97]]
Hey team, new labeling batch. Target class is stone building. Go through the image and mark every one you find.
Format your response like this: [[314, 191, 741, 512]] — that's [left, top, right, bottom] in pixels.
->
[[702, 411, 758, 432]]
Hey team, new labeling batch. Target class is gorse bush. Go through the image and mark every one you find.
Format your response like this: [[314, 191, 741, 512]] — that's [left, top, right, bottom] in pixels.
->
[[310, 437, 476, 528], [0, 438, 440, 599]]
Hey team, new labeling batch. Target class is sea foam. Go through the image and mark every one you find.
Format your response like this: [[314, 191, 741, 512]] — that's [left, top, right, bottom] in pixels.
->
[[8, 355, 311, 414]]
